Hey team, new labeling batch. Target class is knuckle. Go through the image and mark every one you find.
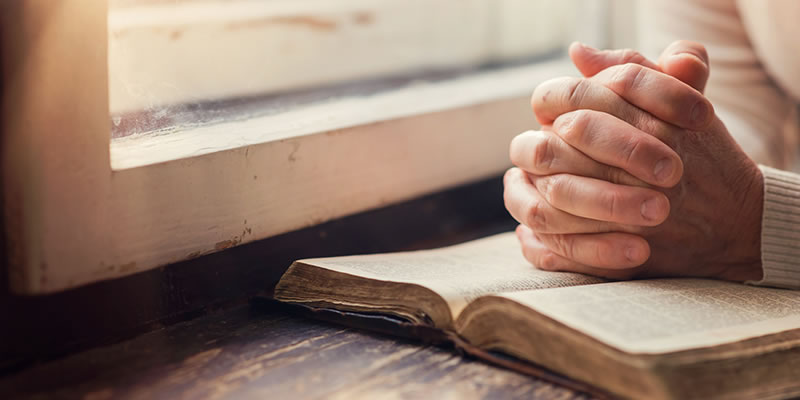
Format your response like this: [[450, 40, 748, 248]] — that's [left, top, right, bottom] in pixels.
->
[[571, 109, 593, 133], [556, 110, 593, 144], [565, 77, 590, 108], [536, 175, 557, 204], [554, 234, 577, 260], [531, 134, 556, 172], [620, 48, 645, 64], [611, 63, 646, 93], [619, 135, 643, 167], [525, 198, 547, 232], [546, 175, 571, 205], [601, 189, 621, 220], [538, 251, 560, 270]]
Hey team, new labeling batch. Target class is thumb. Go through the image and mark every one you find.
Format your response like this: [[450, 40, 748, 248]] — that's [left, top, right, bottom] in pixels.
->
[[569, 42, 660, 78], [657, 40, 710, 93]]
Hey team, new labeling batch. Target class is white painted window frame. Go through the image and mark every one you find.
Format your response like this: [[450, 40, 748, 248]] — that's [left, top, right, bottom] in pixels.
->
[[2, 0, 611, 294]]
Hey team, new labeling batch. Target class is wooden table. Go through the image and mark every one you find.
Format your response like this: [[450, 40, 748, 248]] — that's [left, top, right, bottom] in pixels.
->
[[0, 301, 592, 399]]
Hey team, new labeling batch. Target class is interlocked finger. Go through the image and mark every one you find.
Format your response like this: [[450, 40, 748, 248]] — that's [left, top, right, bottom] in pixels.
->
[[528, 173, 670, 226], [503, 168, 624, 234], [509, 130, 644, 187], [516, 225, 643, 279]]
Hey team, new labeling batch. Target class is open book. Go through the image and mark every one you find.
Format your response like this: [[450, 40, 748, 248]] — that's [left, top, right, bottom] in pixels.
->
[[275, 233, 800, 399]]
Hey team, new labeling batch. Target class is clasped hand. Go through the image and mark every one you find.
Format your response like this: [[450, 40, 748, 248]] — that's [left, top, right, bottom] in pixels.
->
[[505, 41, 764, 282]]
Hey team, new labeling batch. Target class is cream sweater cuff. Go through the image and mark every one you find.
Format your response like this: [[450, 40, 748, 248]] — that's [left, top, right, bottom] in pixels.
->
[[748, 166, 800, 289]]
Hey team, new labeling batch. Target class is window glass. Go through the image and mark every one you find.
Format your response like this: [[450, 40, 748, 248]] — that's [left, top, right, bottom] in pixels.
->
[[108, 0, 593, 138]]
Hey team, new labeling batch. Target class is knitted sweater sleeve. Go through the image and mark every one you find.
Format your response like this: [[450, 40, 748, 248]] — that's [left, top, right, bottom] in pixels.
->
[[748, 166, 800, 289]]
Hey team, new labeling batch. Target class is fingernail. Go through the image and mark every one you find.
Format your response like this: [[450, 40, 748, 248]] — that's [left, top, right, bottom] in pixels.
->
[[669, 52, 705, 65], [641, 197, 663, 221], [625, 246, 642, 263], [690, 101, 710, 125], [653, 158, 674, 183]]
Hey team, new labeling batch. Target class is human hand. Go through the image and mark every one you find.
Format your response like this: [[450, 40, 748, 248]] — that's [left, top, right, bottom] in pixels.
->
[[504, 42, 764, 281]]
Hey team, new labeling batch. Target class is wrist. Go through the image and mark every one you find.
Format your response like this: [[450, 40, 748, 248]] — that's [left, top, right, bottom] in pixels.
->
[[719, 163, 764, 282]]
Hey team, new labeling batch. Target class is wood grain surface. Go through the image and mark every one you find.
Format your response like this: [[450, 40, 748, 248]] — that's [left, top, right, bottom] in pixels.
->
[[0, 302, 592, 400]]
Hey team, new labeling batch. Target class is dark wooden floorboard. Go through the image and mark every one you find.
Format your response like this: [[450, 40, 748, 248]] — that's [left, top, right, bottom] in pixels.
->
[[0, 302, 590, 400]]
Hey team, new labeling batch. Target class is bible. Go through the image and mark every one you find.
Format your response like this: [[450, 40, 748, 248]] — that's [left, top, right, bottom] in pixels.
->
[[274, 232, 800, 399]]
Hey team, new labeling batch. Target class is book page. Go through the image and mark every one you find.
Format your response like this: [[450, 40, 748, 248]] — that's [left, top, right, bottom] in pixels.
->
[[299, 232, 603, 318], [501, 279, 800, 353]]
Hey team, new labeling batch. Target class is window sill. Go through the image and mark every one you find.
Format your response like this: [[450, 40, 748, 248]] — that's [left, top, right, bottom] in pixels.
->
[[111, 58, 572, 170], [4, 0, 583, 294]]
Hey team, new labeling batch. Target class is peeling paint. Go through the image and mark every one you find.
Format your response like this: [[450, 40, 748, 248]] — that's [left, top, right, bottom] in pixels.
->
[[186, 251, 203, 259], [288, 142, 301, 162], [214, 239, 239, 251], [120, 262, 138, 273]]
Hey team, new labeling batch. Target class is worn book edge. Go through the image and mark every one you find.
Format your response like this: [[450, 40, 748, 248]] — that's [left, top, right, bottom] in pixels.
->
[[252, 297, 615, 399]]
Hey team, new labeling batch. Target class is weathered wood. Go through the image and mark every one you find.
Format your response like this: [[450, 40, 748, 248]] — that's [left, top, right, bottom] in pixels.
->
[[1, 0, 619, 296], [0, 176, 515, 374], [0, 302, 592, 400], [109, 60, 565, 168], [3, 0, 562, 294]]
